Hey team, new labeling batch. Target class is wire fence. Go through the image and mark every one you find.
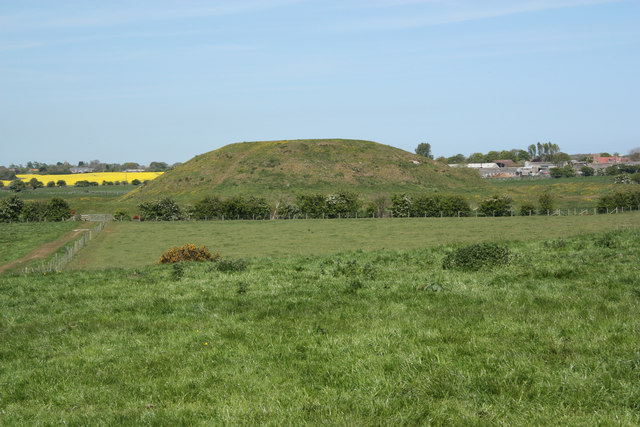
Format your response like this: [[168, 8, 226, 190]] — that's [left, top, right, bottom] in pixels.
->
[[23, 221, 106, 274], [128, 205, 640, 221]]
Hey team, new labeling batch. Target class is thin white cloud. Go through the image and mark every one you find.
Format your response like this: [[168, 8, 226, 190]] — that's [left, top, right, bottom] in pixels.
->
[[335, 0, 622, 31]]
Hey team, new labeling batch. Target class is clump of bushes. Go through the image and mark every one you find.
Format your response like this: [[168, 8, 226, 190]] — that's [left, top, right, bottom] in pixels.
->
[[389, 193, 471, 217], [597, 188, 640, 213], [442, 242, 510, 271], [477, 194, 513, 217], [158, 244, 220, 264]]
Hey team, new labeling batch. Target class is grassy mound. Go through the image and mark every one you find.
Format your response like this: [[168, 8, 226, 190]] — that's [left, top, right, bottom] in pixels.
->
[[124, 139, 485, 203]]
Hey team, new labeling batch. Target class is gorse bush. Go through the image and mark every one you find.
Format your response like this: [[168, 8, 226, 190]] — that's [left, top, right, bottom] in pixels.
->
[[157, 244, 220, 264], [442, 242, 510, 271]]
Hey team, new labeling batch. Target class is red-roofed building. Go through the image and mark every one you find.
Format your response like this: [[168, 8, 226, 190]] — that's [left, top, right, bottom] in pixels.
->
[[590, 154, 631, 164]]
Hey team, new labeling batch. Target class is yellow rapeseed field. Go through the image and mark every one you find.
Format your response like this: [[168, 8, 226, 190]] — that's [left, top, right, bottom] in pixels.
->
[[1, 172, 163, 187]]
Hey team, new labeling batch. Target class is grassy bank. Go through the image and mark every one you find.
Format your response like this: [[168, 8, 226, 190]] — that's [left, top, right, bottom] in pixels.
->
[[1, 229, 639, 424], [69, 213, 640, 270]]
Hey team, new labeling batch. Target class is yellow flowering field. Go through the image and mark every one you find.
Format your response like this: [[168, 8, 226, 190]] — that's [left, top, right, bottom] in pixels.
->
[[5, 171, 163, 187]]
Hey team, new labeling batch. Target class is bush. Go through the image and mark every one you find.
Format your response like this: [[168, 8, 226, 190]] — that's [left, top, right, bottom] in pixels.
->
[[597, 188, 640, 212], [157, 244, 220, 264], [46, 181, 56, 188], [442, 242, 510, 271], [45, 197, 72, 221], [215, 258, 247, 272], [477, 194, 513, 217], [9, 179, 26, 192], [113, 208, 131, 221], [139, 197, 183, 221], [581, 166, 595, 177], [389, 193, 411, 217], [21, 201, 47, 222], [56, 180, 67, 187], [0, 195, 24, 222], [29, 177, 44, 189], [131, 179, 141, 185], [538, 190, 554, 215], [520, 203, 536, 216]]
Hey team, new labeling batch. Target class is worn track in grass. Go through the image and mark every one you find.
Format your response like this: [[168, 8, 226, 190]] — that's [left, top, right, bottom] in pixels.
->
[[0, 225, 94, 273]]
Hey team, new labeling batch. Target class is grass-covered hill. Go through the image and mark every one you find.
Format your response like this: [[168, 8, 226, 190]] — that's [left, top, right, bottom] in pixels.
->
[[124, 139, 485, 203]]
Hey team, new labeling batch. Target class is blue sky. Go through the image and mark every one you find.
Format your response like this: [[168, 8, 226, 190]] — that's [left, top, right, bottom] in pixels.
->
[[1, 0, 638, 165]]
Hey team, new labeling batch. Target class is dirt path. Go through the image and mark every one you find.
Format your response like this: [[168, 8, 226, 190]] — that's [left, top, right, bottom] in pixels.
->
[[0, 226, 94, 273]]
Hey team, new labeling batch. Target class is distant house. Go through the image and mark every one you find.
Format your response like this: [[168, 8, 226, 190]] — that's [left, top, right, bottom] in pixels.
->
[[70, 167, 95, 174], [467, 163, 499, 169], [591, 154, 631, 165]]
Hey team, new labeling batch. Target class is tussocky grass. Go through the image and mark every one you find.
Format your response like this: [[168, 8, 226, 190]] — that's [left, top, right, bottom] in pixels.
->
[[1, 228, 639, 424]]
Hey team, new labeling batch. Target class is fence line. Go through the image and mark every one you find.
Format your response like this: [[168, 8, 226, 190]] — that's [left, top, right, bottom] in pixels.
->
[[139, 205, 640, 222], [23, 221, 106, 274]]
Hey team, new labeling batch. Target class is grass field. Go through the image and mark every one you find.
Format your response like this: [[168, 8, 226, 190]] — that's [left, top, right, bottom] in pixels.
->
[[0, 222, 79, 265], [68, 213, 640, 270], [0, 185, 138, 213], [1, 228, 639, 424]]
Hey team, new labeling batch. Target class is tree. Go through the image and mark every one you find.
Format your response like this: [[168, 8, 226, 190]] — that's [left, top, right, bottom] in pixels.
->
[[46, 181, 56, 187], [0, 195, 24, 222], [446, 154, 467, 164], [467, 152, 486, 163], [56, 180, 67, 187], [527, 144, 537, 160], [148, 162, 169, 172], [28, 177, 44, 189], [45, 197, 72, 221], [21, 201, 47, 222], [538, 190, 554, 215], [477, 194, 512, 217], [9, 179, 26, 192], [581, 166, 595, 177], [415, 143, 433, 159]]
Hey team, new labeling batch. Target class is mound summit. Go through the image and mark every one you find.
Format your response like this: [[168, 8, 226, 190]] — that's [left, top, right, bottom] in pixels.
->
[[126, 139, 484, 203]]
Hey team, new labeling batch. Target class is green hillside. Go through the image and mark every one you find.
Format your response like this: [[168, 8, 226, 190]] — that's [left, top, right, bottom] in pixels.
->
[[124, 139, 485, 203]]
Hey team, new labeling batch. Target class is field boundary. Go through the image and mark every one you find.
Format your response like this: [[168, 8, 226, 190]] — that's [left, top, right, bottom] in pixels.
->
[[19, 221, 106, 274]]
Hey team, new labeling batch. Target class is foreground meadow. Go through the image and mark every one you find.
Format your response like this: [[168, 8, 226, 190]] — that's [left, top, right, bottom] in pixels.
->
[[1, 228, 639, 424], [69, 213, 640, 270]]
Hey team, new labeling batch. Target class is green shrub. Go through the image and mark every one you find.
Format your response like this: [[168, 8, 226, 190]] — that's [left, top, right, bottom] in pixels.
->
[[45, 197, 72, 221], [113, 208, 131, 221], [477, 194, 512, 217], [519, 203, 536, 216], [21, 201, 47, 222], [0, 195, 24, 222], [56, 180, 67, 187], [538, 190, 554, 215], [139, 197, 183, 221], [46, 181, 56, 188], [442, 242, 510, 271], [157, 244, 220, 264], [215, 258, 247, 272]]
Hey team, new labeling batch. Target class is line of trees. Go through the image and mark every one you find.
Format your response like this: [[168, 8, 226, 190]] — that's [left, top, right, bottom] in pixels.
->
[[1, 160, 175, 176], [0, 195, 72, 223]]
